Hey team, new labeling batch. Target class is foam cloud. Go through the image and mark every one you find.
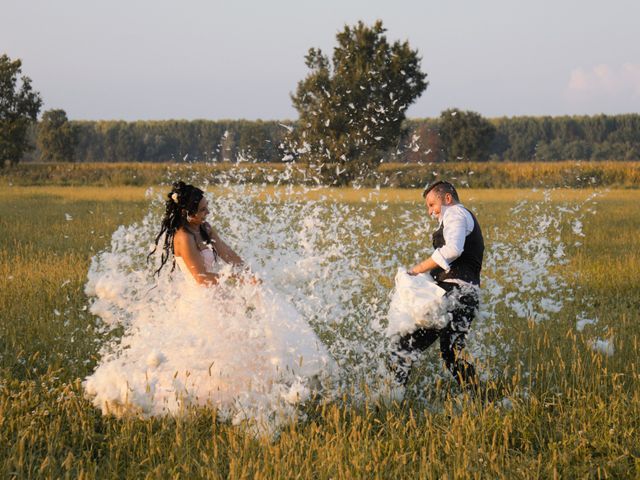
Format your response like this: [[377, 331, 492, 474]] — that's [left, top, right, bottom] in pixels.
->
[[568, 63, 640, 98]]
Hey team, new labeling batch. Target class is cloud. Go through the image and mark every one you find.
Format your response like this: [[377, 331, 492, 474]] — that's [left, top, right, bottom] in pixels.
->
[[567, 63, 640, 98]]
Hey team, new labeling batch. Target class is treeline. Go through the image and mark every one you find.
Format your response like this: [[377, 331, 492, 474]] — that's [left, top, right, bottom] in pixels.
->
[[72, 120, 288, 163], [402, 114, 640, 162], [23, 114, 640, 164]]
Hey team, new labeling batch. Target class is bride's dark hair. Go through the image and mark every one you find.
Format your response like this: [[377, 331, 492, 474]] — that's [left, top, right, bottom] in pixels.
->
[[148, 181, 215, 275]]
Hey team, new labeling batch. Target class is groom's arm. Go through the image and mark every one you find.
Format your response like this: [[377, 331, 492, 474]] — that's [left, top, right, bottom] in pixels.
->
[[409, 206, 469, 275], [408, 257, 439, 275]]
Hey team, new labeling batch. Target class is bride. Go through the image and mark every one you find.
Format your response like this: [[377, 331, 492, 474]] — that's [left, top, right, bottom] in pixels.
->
[[151, 181, 254, 286], [83, 181, 336, 425]]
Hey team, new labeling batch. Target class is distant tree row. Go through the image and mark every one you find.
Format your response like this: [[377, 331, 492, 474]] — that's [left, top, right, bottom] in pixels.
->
[[69, 119, 288, 163], [402, 113, 640, 163], [494, 114, 640, 161], [20, 112, 639, 164]]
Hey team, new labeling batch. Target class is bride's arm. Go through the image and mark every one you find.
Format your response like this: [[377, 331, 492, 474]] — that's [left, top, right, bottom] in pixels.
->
[[204, 225, 261, 285], [174, 229, 219, 285], [206, 225, 245, 268]]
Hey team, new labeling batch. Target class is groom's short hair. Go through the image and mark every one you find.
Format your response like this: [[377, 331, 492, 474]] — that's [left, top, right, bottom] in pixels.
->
[[422, 180, 460, 202]]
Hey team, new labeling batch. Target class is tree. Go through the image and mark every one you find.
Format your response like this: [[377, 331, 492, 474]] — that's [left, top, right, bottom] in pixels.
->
[[237, 120, 279, 162], [0, 54, 43, 166], [438, 109, 496, 162], [291, 20, 427, 184], [37, 109, 78, 162]]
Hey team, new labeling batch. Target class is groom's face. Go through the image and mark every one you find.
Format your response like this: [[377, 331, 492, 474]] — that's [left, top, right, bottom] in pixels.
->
[[425, 191, 452, 220]]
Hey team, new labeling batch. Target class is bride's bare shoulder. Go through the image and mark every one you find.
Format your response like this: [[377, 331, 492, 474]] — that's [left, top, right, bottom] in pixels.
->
[[173, 228, 189, 241], [173, 228, 192, 253]]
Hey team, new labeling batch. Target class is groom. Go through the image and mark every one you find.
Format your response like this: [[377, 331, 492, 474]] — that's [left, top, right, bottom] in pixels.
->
[[390, 180, 484, 390]]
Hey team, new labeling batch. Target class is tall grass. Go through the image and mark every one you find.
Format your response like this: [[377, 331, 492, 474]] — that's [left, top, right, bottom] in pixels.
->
[[1, 186, 639, 478], [1, 160, 639, 188]]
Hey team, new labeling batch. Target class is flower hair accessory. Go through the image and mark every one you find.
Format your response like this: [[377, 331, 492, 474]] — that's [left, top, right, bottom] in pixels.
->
[[171, 192, 179, 204]]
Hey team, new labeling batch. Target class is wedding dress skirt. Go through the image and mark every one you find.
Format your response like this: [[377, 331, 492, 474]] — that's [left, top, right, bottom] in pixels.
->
[[83, 244, 336, 426]]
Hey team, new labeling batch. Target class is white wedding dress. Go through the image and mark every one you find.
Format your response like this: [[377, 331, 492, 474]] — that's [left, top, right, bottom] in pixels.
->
[[84, 245, 336, 426]]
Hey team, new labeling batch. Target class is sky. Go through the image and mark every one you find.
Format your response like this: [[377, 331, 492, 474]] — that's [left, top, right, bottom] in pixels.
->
[[2, 0, 639, 121]]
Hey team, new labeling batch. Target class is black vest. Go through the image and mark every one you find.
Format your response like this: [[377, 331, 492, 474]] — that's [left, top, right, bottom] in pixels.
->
[[431, 207, 484, 285]]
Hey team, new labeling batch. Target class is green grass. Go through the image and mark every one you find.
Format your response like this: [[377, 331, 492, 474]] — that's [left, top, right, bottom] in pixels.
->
[[2, 160, 639, 188], [1, 186, 639, 478]]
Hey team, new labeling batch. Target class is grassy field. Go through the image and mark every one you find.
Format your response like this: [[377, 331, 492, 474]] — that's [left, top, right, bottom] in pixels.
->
[[1, 160, 639, 188], [1, 185, 639, 478]]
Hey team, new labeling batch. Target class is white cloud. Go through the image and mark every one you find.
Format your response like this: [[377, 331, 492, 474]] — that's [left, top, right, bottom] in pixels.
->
[[567, 63, 640, 98]]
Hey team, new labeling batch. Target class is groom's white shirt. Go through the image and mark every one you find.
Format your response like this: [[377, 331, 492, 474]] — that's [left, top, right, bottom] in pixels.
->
[[430, 203, 474, 273]]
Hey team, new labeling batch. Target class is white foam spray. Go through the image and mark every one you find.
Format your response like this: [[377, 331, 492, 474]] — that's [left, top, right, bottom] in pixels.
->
[[83, 170, 602, 430]]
